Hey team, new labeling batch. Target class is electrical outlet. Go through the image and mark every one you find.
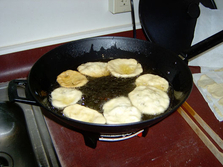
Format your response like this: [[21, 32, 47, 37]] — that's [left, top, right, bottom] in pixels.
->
[[109, 0, 131, 14]]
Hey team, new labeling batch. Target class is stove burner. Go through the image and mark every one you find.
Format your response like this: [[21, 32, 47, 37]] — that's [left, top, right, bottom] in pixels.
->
[[99, 129, 144, 141], [82, 128, 149, 148]]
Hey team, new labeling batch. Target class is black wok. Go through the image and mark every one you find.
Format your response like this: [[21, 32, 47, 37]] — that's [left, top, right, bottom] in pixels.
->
[[8, 33, 223, 135]]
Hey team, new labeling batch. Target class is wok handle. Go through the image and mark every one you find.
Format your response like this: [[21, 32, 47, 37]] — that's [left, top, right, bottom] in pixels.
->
[[8, 79, 38, 105], [180, 30, 223, 61]]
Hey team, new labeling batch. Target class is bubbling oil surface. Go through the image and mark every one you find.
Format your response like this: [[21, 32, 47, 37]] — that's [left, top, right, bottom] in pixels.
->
[[78, 76, 137, 112]]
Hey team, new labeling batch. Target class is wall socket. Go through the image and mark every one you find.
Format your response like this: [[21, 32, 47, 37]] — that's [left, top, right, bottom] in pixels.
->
[[109, 0, 131, 14]]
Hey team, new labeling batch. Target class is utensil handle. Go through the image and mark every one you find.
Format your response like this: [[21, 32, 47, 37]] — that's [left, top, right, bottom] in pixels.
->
[[8, 79, 38, 105], [181, 30, 223, 61], [130, 0, 136, 38]]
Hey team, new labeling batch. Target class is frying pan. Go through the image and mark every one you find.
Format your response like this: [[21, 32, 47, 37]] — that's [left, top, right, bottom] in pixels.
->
[[8, 31, 223, 135]]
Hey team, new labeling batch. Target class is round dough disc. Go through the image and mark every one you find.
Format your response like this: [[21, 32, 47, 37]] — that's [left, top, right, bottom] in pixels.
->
[[63, 104, 106, 124], [128, 86, 170, 115], [207, 83, 223, 99], [107, 58, 143, 78], [103, 96, 141, 124], [197, 74, 215, 88], [51, 87, 82, 109], [135, 74, 169, 92], [77, 62, 110, 77], [57, 70, 88, 88]]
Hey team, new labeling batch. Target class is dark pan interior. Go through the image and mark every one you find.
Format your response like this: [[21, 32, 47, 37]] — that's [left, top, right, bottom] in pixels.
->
[[28, 37, 193, 134]]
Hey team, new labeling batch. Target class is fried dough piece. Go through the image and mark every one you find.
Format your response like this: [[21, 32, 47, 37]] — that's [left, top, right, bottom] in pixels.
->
[[102, 96, 131, 113], [107, 58, 143, 78], [135, 74, 169, 92], [103, 96, 141, 124], [51, 87, 82, 109], [197, 74, 215, 88], [63, 104, 106, 124], [128, 86, 170, 115], [57, 70, 88, 88], [77, 62, 110, 77], [207, 83, 223, 99]]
